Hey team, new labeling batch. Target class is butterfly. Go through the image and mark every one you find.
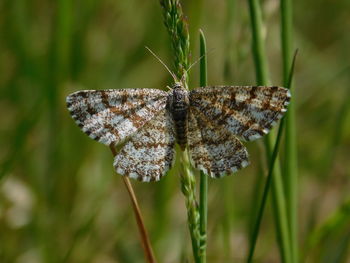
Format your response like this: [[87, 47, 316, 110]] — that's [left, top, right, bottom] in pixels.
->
[[66, 82, 290, 182]]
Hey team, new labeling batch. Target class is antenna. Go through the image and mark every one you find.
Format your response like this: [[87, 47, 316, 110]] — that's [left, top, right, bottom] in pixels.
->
[[145, 46, 178, 82], [189, 48, 214, 72], [179, 49, 214, 83]]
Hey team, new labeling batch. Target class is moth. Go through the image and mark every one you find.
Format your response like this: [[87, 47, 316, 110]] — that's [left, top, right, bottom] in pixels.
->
[[66, 80, 290, 182]]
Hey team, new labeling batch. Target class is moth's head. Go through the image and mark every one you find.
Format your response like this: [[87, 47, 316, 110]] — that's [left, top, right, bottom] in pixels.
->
[[167, 81, 189, 109], [171, 73, 189, 91], [171, 82, 183, 90]]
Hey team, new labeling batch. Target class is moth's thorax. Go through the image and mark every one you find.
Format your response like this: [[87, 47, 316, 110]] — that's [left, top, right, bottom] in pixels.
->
[[168, 83, 189, 150]]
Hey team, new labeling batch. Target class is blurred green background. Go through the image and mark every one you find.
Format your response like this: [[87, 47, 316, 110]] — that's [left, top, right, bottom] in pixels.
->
[[1, 0, 349, 262]]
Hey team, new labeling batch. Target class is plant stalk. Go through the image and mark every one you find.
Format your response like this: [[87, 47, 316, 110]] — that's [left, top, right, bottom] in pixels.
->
[[198, 29, 208, 263], [247, 117, 286, 263], [109, 146, 157, 263], [280, 0, 298, 262], [247, 0, 292, 262], [247, 50, 298, 263], [160, 1, 202, 262], [180, 150, 201, 263]]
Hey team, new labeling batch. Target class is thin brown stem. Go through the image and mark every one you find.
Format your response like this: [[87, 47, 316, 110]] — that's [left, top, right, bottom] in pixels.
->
[[109, 145, 157, 263]]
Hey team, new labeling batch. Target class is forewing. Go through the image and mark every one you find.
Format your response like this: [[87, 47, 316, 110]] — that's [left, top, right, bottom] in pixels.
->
[[66, 89, 168, 145], [114, 109, 176, 182], [188, 107, 249, 178], [189, 86, 291, 141]]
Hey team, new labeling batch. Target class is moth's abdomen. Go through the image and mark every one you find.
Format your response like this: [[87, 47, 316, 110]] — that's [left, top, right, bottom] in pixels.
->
[[168, 85, 189, 150], [173, 107, 188, 150]]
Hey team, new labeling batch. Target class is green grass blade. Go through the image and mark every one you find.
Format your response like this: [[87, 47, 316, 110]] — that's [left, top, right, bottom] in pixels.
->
[[247, 51, 297, 262], [247, 0, 292, 262], [247, 107, 286, 263], [199, 29, 208, 263], [247, 0, 269, 85], [280, 0, 298, 262]]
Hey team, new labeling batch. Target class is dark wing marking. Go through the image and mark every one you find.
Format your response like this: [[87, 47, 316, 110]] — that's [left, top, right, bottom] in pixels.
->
[[189, 86, 290, 141], [66, 89, 168, 145], [188, 107, 249, 178]]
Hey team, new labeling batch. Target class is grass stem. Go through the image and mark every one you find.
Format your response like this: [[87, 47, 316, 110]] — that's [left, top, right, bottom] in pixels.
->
[[247, 112, 286, 263], [160, 1, 202, 262], [246, 50, 298, 263], [247, 0, 269, 85], [198, 29, 208, 263], [247, 0, 292, 262], [280, 0, 298, 262], [180, 150, 201, 263], [109, 146, 157, 263]]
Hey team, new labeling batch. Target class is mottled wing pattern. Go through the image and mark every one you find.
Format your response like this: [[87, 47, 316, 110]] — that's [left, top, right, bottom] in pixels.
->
[[114, 109, 176, 182], [189, 86, 291, 141], [188, 107, 249, 178], [66, 89, 168, 145]]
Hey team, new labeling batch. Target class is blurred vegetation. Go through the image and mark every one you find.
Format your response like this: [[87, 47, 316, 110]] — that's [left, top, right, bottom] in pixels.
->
[[0, 0, 350, 262]]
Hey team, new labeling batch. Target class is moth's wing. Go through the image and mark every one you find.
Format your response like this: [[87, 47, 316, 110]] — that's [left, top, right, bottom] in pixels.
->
[[188, 107, 249, 178], [114, 109, 176, 182], [66, 89, 168, 145], [189, 86, 291, 141]]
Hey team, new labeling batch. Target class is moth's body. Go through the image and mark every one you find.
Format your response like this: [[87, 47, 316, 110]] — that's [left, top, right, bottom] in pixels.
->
[[167, 83, 190, 150]]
